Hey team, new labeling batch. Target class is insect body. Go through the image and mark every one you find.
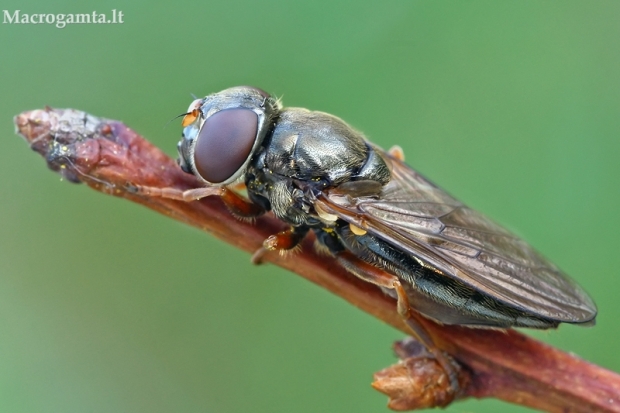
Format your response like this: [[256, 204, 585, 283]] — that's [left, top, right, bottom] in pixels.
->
[[156, 86, 597, 331]]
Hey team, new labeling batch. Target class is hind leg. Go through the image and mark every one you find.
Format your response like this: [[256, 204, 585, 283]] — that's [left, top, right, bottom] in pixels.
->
[[335, 251, 460, 393]]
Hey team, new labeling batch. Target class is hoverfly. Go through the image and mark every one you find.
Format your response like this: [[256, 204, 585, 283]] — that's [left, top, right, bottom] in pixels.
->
[[138, 86, 597, 383]]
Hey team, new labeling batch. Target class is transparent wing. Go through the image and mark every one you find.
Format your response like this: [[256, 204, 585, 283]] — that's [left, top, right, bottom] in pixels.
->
[[317, 150, 597, 323]]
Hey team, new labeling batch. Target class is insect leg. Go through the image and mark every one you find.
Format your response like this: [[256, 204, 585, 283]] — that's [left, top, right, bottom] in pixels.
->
[[217, 188, 266, 217], [335, 250, 460, 393], [129, 185, 265, 217], [251, 226, 309, 264], [129, 184, 222, 201]]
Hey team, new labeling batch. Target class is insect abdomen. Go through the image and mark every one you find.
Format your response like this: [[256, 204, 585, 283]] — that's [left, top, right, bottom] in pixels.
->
[[324, 221, 559, 329]]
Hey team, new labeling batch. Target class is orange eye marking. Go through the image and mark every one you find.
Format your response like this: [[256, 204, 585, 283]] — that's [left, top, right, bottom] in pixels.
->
[[181, 109, 199, 127]]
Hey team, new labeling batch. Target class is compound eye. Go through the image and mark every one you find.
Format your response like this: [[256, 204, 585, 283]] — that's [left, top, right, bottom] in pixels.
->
[[193, 108, 258, 184]]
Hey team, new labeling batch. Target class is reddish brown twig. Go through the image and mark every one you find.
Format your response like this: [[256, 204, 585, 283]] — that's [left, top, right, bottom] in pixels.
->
[[14, 107, 620, 412]]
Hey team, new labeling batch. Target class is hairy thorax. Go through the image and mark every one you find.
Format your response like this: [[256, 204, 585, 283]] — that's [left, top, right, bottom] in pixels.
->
[[245, 108, 390, 226]]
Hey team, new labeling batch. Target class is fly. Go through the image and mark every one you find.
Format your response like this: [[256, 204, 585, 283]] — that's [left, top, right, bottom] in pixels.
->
[[136, 86, 597, 388]]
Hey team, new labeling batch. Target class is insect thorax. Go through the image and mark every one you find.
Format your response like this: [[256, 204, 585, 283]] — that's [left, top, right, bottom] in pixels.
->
[[245, 108, 390, 226]]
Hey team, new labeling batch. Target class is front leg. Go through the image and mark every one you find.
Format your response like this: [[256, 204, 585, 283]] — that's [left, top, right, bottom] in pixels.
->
[[130, 184, 265, 218], [133, 182, 309, 264]]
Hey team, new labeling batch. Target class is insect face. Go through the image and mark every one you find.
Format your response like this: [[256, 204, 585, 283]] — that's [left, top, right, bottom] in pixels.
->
[[177, 86, 280, 186]]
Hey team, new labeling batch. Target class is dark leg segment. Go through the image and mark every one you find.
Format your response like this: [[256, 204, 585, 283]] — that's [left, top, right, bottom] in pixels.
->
[[219, 187, 265, 217]]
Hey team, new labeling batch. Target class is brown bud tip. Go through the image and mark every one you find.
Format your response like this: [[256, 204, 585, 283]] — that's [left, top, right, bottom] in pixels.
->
[[372, 338, 469, 411], [373, 358, 455, 410]]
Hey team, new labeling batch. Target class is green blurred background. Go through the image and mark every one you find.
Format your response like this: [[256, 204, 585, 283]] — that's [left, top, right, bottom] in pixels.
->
[[1, 1, 618, 412]]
